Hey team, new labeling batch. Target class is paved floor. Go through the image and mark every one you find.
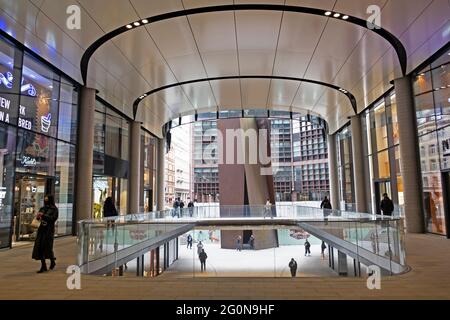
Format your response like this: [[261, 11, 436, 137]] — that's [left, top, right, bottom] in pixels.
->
[[124, 243, 338, 278], [0, 233, 449, 299]]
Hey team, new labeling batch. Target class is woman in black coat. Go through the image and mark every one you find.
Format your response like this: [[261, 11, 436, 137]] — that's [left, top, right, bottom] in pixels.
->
[[103, 197, 118, 217], [32, 194, 58, 273]]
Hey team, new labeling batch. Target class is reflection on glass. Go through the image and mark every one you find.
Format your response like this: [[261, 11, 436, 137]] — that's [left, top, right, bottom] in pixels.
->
[[16, 130, 55, 176], [415, 92, 436, 136], [55, 141, 75, 236], [377, 150, 390, 179], [373, 101, 388, 151], [413, 71, 432, 95], [390, 94, 399, 145]]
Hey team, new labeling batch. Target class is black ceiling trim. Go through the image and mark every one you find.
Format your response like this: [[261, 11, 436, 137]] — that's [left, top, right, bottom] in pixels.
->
[[132, 75, 358, 119], [80, 4, 408, 85]]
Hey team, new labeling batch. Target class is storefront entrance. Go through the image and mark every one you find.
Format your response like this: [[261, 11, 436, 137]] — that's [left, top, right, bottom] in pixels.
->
[[13, 175, 54, 242], [375, 180, 391, 215]]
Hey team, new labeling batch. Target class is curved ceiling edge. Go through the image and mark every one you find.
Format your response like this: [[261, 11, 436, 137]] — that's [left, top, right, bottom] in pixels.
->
[[132, 75, 357, 119], [80, 4, 408, 85]]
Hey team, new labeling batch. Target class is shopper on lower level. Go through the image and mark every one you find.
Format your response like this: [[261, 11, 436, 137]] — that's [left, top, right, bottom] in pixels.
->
[[32, 195, 58, 273], [304, 239, 311, 256], [199, 249, 208, 272], [197, 241, 204, 256], [289, 258, 298, 277], [187, 234, 193, 249], [249, 234, 255, 250], [321, 241, 327, 259], [236, 235, 242, 251]]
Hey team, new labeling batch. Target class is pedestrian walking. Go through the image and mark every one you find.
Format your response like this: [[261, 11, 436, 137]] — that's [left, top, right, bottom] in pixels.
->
[[304, 239, 311, 256], [187, 234, 193, 249], [197, 241, 204, 256], [321, 241, 327, 259], [187, 198, 194, 217], [380, 193, 394, 216], [32, 195, 58, 273], [289, 258, 298, 277], [172, 198, 180, 217], [199, 249, 208, 272], [236, 235, 242, 251], [179, 199, 185, 216], [249, 234, 255, 250], [264, 198, 272, 218]]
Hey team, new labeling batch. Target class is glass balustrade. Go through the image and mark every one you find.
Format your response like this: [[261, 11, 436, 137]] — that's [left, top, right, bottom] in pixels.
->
[[77, 204, 407, 277]]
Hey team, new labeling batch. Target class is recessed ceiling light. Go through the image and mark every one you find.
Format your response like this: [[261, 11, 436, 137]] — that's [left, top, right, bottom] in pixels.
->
[[126, 24, 132, 29], [435, 88, 440, 91], [133, 21, 140, 26], [420, 73, 425, 76], [142, 19, 148, 24], [342, 15, 349, 20], [441, 86, 446, 89], [324, 11, 332, 16], [333, 13, 341, 18]]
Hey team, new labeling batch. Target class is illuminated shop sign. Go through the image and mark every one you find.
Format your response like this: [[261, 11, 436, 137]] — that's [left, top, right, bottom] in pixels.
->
[[0, 72, 37, 96], [21, 155, 37, 166]]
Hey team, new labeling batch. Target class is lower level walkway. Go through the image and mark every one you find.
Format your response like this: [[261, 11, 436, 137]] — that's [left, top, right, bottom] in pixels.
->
[[0, 234, 449, 299]]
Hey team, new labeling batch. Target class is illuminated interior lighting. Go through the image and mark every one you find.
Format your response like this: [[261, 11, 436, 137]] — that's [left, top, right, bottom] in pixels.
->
[[126, 24, 132, 29], [133, 21, 140, 26], [342, 15, 349, 20], [333, 13, 341, 18], [324, 11, 332, 16], [142, 19, 148, 24]]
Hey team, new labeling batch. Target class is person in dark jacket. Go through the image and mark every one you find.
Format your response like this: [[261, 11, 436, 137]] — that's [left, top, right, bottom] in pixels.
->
[[321, 241, 327, 259], [187, 234, 193, 249], [304, 239, 311, 256], [179, 199, 185, 216], [103, 197, 118, 217], [380, 193, 394, 216], [199, 249, 208, 272], [32, 195, 58, 273], [289, 258, 298, 277], [187, 199, 194, 217], [320, 196, 332, 210]]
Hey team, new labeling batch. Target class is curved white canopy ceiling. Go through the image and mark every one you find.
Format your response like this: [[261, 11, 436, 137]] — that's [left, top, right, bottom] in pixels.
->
[[1, 0, 449, 136]]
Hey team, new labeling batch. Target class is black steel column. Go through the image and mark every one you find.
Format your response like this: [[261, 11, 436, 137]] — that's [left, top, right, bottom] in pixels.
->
[[328, 244, 332, 268], [136, 256, 140, 276]]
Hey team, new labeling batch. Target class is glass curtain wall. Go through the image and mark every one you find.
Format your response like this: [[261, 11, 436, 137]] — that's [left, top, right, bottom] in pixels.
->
[[92, 99, 130, 216], [413, 49, 449, 235], [361, 91, 403, 216], [141, 130, 156, 212], [336, 126, 354, 210]]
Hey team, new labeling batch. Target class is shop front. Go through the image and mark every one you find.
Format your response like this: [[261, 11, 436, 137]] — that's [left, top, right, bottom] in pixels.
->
[[0, 33, 78, 248]]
